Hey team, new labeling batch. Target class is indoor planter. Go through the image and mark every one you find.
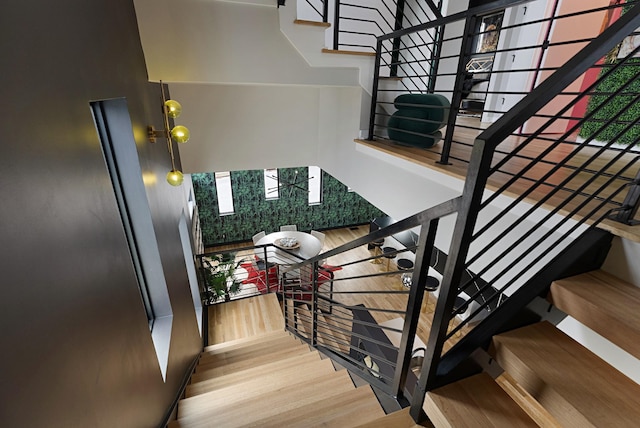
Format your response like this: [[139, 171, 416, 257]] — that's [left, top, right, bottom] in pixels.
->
[[201, 253, 245, 303]]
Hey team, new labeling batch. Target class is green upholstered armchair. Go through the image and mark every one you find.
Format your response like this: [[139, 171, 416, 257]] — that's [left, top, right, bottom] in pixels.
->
[[387, 93, 450, 148]]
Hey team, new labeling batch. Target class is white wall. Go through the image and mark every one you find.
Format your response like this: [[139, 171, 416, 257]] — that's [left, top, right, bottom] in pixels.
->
[[483, 1, 550, 123], [171, 82, 319, 173], [133, 0, 359, 87]]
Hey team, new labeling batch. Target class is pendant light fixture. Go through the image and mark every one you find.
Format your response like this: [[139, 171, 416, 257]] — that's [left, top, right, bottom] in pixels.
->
[[148, 80, 190, 186]]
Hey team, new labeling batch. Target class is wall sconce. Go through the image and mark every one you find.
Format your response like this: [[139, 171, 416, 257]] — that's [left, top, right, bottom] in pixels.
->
[[148, 80, 190, 186]]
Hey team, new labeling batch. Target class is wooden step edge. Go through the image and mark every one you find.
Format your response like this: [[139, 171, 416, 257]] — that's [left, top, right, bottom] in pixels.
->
[[379, 76, 404, 81], [177, 359, 346, 419], [252, 385, 385, 427], [198, 334, 301, 364], [185, 351, 322, 397], [177, 369, 357, 427], [191, 344, 313, 383], [549, 271, 640, 361], [193, 343, 311, 376], [490, 321, 640, 427], [495, 372, 563, 428], [321, 48, 376, 57], [353, 407, 430, 427], [203, 329, 286, 353], [424, 373, 538, 427], [294, 19, 331, 28]]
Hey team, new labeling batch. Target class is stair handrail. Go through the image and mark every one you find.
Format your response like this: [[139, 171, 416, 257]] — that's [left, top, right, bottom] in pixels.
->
[[280, 196, 461, 273], [410, 3, 640, 420]]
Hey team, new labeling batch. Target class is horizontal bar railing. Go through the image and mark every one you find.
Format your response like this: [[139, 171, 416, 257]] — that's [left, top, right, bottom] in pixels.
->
[[409, 2, 640, 420], [278, 198, 459, 399]]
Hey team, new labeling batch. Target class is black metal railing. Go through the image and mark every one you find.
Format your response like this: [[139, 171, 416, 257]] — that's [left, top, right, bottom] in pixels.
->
[[280, 199, 460, 399], [368, 1, 640, 225], [200, 0, 639, 421], [297, 0, 442, 62], [280, 0, 640, 421]]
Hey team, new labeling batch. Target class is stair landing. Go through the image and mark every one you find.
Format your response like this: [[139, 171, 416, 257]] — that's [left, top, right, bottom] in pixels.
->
[[208, 293, 283, 344]]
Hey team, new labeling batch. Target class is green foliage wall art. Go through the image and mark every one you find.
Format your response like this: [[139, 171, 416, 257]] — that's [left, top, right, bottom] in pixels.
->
[[579, 3, 640, 146], [192, 168, 386, 247]]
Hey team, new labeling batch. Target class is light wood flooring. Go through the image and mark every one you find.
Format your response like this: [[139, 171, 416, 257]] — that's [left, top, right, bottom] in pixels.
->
[[207, 225, 469, 356], [359, 116, 640, 242]]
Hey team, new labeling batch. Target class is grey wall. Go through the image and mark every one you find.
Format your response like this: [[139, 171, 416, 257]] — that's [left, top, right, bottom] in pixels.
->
[[0, 1, 201, 426]]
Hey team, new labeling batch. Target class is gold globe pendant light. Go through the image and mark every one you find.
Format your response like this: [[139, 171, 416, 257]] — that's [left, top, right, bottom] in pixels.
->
[[148, 81, 191, 186]]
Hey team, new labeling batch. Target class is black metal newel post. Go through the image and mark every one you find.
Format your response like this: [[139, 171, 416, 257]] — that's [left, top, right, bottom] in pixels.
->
[[322, 0, 329, 23], [333, 1, 341, 50], [390, 0, 406, 77], [410, 138, 495, 422], [368, 39, 383, 140], [391, 219, 439, 400], [427, 24, 444, 93], [311, 261, 319, 348], [439, 14, 477, 165]]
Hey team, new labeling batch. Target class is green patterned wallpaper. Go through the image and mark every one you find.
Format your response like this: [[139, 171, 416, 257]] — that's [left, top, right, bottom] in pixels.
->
[[192, 168, 386, 247], [578, 1, 640, 146]]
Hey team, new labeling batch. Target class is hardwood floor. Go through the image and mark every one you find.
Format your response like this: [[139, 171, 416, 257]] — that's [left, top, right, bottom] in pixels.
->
[[206, 225, 469, 356]]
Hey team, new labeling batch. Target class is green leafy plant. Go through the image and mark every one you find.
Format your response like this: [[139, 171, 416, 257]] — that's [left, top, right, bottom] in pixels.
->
[[201, 253, 245, 303]]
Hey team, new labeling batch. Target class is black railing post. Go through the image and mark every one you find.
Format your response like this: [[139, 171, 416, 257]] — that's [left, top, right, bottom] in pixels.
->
[[322, 0, 329, 23], [390, 0, 407, 77], [333, 1, 341, 50], [410, 138, 495, 422], [439, 14, 477, 165], [368, 38, 383, 140], [311, 261, 319, 347], [425, 0, 443, 19], [427, 24, 444, 93], [391, 219, 439, 400]]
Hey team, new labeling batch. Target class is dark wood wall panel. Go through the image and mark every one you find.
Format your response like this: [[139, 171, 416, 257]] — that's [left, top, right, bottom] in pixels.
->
[[0, 1, 201, 426]]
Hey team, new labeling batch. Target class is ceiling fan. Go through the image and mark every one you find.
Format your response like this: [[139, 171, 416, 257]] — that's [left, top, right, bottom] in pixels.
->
[[266, 169, 314, 197]]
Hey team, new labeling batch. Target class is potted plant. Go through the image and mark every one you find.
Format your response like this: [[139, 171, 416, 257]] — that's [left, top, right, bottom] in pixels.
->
[[201, 253, 245, 303]]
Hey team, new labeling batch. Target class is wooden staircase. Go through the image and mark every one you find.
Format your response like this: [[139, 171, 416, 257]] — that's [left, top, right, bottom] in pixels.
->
[[169, 294, 388, 427], [171, 269, 640, 426], [417, 269, 640, 427]]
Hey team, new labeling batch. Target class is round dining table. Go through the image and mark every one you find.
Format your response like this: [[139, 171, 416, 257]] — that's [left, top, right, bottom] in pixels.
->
[[255, 231, 323, 265]]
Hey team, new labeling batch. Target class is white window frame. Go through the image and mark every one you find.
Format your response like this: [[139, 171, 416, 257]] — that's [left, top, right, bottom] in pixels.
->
[[215, 171, 235, 215]]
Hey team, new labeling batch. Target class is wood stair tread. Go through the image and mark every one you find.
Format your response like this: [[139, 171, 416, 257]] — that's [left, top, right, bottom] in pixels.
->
[[198, 333, 301, 366], [321, 48, 376, 57], [294, 19, 331, 28], [354, 407, 433, 427], [196, 339, 307, 372], [175, 364, 355, 424], [550, 269, 640, 359], [491, 321, 640, 427], [424, 372, 537, 427], [202, 329, 286, 353], [186, 351, 323, 397], [179, 358, 339, 414], [190, 343, 312, 383], [207, 293, 284, 344], [249, 386, 385, 427]]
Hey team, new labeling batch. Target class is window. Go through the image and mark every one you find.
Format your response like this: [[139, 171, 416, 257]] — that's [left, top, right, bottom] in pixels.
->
[[215, 171, 235, 215], [91, 98, 173, 381], [308, 166, 322, 205], [264, 168, 279, 199], [179, 212, 202, 337]]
